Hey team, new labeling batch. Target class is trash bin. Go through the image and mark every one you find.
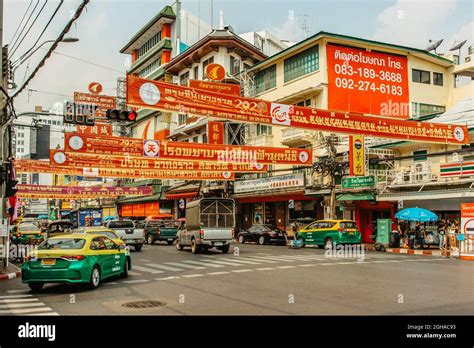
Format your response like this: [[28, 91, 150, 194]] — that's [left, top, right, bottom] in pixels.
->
[[389, 230, 401, 248]]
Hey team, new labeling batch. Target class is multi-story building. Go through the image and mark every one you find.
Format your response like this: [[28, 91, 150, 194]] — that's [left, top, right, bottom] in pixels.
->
[[236, 31, 473, 241]]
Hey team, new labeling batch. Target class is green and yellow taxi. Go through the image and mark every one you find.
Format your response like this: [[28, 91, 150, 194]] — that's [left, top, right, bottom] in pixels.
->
[[76, 226, 126, 247], [11, 223, 44, 245], [22, 233, 131, 292], [296, 220, 361, 249]]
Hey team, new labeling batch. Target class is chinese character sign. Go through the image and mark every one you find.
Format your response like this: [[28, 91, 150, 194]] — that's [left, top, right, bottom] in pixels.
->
[[207, 121, 224, 145], [349, 135, 365, 176]]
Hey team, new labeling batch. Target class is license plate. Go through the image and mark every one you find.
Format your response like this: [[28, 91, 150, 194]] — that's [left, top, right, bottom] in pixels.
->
[[41, 259, 56, 266], [214, 242, 223, 246]]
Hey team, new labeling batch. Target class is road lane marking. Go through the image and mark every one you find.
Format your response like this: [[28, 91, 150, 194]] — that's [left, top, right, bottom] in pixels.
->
[[247, 256, 298, 262], [182, 274, 204, 278], [181, 260, 224, 268], [27, 312, 60, 316], [0, 302, 46, 309], [6, 289, 30, 294], [139, 259, 151, 262], [255, 267, 275, 271], [104, 282, 118, 285], [207, 271, 230, 275], [0, 294, 33, 299], [145, 264, 184, 272], [124, 279, 149, 283], [196, 259, 244, 267], [202, 256, 260, 265], [231, 269, 252, 273], [0, 298, 40, 303], [0, 307, 54, 314], [165, 262, 206, 270], [132, 265, 164, 274], [155, 276, 180, 281], [230, 256, 277, 264], [276, 265, 295, 269], [299, 264, 316, 267], [128, 271, 142, 276]]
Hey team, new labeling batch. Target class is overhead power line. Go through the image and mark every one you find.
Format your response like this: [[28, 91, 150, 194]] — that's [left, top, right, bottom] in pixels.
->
[[9, 0, 48, 59], [19, 0, 65, 61], [9, 0, 34, 46], [12, 0, 91, 99], [45, 49, 125, 74]]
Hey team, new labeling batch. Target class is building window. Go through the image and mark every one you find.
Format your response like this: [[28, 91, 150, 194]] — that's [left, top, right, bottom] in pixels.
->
[[178, 114, 188, 125], [202, 133, 208, 143], [138, 55, 162, 78], [136, 30, 162, 59], [193, 136, 199, 143], [230, 56, 240, 75], [412, 69, 430, 84], [284, 45, 319, 83], [194, 66, 199, 79], [256, 124, 272, 136], [180, 72, 189, 86], [413, 150, 428, 161], [296, 99, 311, 107], [412, 103, 445, 117], [202, 56, 214, 79], [255, 65, 276, 94], [18, 133, 24, 138], [433, 72, 443, 86]]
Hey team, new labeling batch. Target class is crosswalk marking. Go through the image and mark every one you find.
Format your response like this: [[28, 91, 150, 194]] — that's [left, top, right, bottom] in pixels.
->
[[202, 256, 260, 265], [155, 276, 180, 281], [128, 271, 141, 276], [27, 312, 60, 316], [256, 267, 275, 271], [181, 260, 224, 268], [231, 269, 252, 273], [0, 294, 33, 299], [6, 289, 30, 294], [276, 265, 295, 269], [0, 307, 55, 314], [145, 263, 184, 272], [207, 271, 229, 275], [299, 264, 316, 267], [0, 298, 39, 303], [132, 265, 164, 274], [182, 274, 204, 278], [0, 302, 46, 309], [196, 259, 244, 267], [124, 279, 149, 283], [165, 262, 206, 270], [231, 256, 278, 264], [246, 255, 298, 262]]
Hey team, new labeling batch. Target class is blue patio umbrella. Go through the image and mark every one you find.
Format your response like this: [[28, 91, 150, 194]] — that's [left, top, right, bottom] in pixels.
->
[[395, 207, 438, 222], [103, 216, 117, 222]]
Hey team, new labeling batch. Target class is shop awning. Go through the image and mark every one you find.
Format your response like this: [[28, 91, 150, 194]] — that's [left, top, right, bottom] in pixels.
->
[[336, 193, 375, 201]]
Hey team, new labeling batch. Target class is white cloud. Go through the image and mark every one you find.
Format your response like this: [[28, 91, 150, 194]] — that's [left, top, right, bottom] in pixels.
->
[[445, 20, 474, 58], [372, 0, 457, 49], [270, 17, 306, 43]]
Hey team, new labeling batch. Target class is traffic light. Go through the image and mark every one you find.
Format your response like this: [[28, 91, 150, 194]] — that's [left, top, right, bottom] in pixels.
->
[[106, 109, 137, 122]]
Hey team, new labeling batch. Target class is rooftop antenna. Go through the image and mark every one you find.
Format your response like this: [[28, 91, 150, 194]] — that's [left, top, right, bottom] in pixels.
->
[[301, 14, 309, 38], [450, 39, 467, 59], [425, 39, 443, 54], [219, 10, 224, 29]]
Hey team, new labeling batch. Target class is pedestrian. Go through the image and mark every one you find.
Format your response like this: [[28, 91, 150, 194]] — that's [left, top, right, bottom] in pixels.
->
[[398, 220, 407, 247], [291, 220, 299, 240], [438, 219, 446, 250], [415, 222, 424, 249]]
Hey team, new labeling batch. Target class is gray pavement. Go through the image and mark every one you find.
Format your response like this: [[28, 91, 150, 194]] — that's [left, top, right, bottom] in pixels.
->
[[0, 243, 472, 315]]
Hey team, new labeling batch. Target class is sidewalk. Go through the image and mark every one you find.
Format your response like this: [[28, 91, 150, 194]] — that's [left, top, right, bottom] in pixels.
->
[[0, 263, 21, 281]]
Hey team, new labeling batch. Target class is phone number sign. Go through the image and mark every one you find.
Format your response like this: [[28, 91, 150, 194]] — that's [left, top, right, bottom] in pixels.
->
[[327, 44, 409, 119]]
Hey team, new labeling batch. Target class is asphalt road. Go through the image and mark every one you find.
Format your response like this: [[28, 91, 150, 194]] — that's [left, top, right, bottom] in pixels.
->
[[1, 243, 472, 315]]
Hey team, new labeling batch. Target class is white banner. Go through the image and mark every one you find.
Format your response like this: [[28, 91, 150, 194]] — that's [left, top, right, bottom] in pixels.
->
[[234, 173, 305, 194]]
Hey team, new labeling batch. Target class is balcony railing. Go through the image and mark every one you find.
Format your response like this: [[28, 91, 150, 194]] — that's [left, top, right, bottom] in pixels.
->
[[246, 134, 274, 146], [281, 128, 315, 146]]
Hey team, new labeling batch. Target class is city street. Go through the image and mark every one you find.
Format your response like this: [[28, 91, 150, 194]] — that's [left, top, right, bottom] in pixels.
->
[[1, 244, 472, 316]]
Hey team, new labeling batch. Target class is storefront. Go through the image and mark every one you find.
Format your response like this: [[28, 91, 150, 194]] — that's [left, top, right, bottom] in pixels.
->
[[234, 173, 316, 231], [164, 183, 200, 219], [354, 200, 396, 244]]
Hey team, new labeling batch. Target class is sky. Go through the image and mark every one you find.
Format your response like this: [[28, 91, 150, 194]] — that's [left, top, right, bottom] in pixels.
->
[[4, 0, 474, 114]]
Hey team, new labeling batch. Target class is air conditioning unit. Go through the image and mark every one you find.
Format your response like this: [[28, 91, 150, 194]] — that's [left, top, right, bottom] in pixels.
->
[[411, 162, 430, 182]]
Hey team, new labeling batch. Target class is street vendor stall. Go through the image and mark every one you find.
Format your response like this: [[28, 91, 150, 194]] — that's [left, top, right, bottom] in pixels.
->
[[395, 207, 439, 249]]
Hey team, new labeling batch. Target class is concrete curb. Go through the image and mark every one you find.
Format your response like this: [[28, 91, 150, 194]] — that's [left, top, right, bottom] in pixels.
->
[[0, 266, 21, 281], [385, 248, 450, 257]]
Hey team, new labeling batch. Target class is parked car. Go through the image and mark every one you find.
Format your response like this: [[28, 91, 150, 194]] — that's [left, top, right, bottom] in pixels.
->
[[75, 226, 126, 246], [176, 198, 235, 254], [297, 220, 362, 249], [10, 223, 44, 245], [105, 219, 145, 251], [237, 224, 287, 245], [144, 220, 180, 245], [45, 220, 74, 239], [21, 233, 131, 292]]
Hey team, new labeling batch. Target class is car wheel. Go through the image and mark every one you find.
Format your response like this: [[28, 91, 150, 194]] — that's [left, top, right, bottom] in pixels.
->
[[28, 283, 44, 292], [147, 235, 154, 245], [220, 244, 230, 254], [176, 239, 184, 251], [89, 266, 101, 289], [238, 235, 245, 244], [134, 244, 143, 252], [120, 258, 129, 278], [324, 238, 334, 250], [167, 240, 174, 245], [191, 239, 200, 254], [258, 236, 266, 245]]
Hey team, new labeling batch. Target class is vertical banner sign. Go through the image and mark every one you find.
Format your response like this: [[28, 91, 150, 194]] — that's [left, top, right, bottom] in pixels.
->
[[349, 134, 365, 176], [326, 44, 409, 119], [207, 121, 224, 144]]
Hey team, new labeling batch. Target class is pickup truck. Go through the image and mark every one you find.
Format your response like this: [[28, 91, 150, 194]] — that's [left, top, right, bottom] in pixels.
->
[[105, 220, 145, 251], [176, 198, 235, 254], [144, 220, 179, 245]]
